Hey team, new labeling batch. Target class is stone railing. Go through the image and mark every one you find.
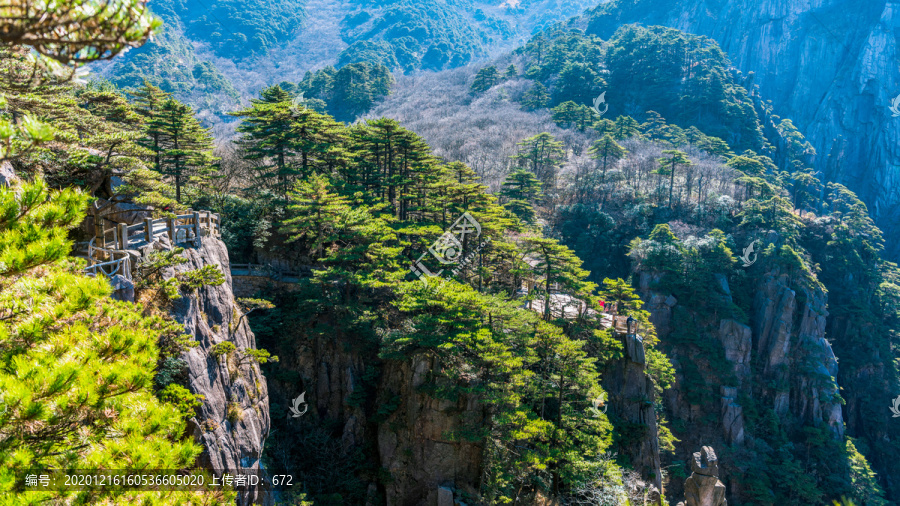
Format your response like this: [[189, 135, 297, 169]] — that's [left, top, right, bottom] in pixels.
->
[[230, 264, 303, 297], [85, 238, 133, 281], [92, 210, 220, 251], [230, 263, 300, 282], [85, 210, 221, 282]]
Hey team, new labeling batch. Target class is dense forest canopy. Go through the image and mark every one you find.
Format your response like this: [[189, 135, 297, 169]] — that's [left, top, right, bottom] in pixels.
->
[[2, 0, 899, 505]]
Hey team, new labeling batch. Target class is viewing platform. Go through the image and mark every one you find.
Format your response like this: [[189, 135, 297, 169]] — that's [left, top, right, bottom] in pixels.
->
[[84, 210, 221, 282]]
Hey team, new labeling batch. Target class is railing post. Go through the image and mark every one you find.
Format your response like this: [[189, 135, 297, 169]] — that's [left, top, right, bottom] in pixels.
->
[[117, 223, 127, 250], [93, 209, 102, 241], [167, 217, 176, 243], [193, 211, 200, 240], [144, 218, 152, 242]]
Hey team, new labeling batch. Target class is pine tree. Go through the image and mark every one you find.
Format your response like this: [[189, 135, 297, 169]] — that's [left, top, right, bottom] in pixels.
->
[[552, 101, 597, 131], [530, 320, 603, 496], [499, 168, 542, 223], [698, 135, 733, 157], [727, 155, 766, 176], [281, 174, 404, 287], [438, 161, 492, 221], [522, 82, 550, 110], [471, 65, 501, 93], [505, 64, 518, 78], [685, 126, 704, 146], [1, 55, 175, 208], [0, 179, 210, 504], [598, 284, 673, 396], [346, 118, 436, 220], [289, 108, 348, 181], [328, 62, 394, 121], [613, 115, 642, 140], [513, 132, 565, 188], [131, 81, 172, 172], [232, 86, 348, 198], [641, 111, 668, 140], [0, 0, 160, 65], [553, 61, 600, 106], [592, 118, 616, 137], [738, 195, 803, 241], [522, 236, 596, 321], [231, 85, 300, 197], [589, 134, 628, 179], [149, 98, 216, 203], [628, 223, 685, 275], [66, 86, 175, 208], [281, 174, 354, 260], [656, 149, 691, 208]]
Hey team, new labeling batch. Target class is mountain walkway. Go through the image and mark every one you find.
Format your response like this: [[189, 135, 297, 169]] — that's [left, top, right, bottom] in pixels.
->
[[84, 210, 221, 281]]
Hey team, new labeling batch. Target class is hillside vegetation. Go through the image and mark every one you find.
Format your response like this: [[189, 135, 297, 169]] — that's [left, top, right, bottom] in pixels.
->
[[371, 24, 900, 505], [4, 1, 899, 505], [95, 0, 598, 127]]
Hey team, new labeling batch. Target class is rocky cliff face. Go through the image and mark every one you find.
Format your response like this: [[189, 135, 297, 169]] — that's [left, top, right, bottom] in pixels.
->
[[638, 261, 844, 503], [601, 324, 664, 495], [587, 0, 900, 259], [376, 354, 485, 504], [262, 325, 484, 505], [752, 268, 843, 436], [162, 236, 271, 505]]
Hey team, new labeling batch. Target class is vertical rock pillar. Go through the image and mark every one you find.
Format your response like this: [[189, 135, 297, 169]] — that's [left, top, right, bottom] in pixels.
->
[[680, 446, 727, 506]]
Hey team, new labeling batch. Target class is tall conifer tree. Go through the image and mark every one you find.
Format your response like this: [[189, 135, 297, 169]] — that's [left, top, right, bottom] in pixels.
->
[[131, 81, 171, 172], [149, 98, 216, 203], [233, 85, 347, 198]]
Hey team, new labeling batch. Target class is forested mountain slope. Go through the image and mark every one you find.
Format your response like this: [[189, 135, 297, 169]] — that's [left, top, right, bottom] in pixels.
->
[[366, 24, 900, 505], [582, 0, 900, 262], [7, 0, 900, 505], [94, 0, 597, 126]]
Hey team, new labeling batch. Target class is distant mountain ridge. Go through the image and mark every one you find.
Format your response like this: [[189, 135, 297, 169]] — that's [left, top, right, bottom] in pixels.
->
[[95, 0, 597, 124]]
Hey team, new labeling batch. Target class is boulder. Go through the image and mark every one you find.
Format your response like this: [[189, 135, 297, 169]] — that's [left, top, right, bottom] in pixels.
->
[[639, 272, 676, 338], [753, 281, 796, 371], [690, 446, 719, 477], [714, 273, 733, 304], [626, 333, 646, 364], [721, 395, 745, 446], [753, 269, 843, 436], [168, 237, 271, 505], [437, 486, 454, 506], [601, 329, 662, 491], [683, 446, 727, 506], [0, 160, 16, 187], [92, 198, 153, 226], [108, 274, 135, 303]]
